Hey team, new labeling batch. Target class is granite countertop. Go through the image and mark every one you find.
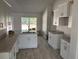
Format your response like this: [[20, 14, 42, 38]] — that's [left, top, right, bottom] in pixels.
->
[[21, 32, 37, 34], [0, 33, 18, 53], [49, 30, 64, 34], [49, 30, 70, 43], [23, 32, 36, 33]]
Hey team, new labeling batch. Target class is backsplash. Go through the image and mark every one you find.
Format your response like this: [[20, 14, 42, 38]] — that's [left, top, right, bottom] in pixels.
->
[[50, 25, 56, 31]]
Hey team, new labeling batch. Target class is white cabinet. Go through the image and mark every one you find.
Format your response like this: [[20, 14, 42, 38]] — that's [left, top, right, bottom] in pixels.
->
[[8, 41, 18, 59], [0, 53, 9, 59], [0, 41, 18, 59], [9, 40, 19, 59], [53, 3, 70, 26], [14, 40, 19, 53], [18, 33, 38, 49], [9, 45, 16, 59], [58, 3, 70, 17], [48, 32, 63, 49], [60, 39, 70, 59]]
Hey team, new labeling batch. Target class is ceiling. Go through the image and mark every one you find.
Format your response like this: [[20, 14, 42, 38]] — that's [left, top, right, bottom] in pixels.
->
[[6, 0, 54, 13]]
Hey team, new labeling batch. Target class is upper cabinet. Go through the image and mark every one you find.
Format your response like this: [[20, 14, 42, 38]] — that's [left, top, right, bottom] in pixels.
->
[[58, 3, 70, 17], [53, 3, 70, 26]]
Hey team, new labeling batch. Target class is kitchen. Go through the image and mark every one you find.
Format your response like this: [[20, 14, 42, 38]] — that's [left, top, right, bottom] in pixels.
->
[[0, 0, 78, 59]]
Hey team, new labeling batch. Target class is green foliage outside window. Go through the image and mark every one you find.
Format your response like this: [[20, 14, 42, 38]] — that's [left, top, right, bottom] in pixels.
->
[[21, 17, 37, 24]]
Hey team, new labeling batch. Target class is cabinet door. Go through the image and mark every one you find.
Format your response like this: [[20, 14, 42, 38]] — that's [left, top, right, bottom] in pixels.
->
[[48, 32, 53, 46], [18, 34, 37, 49], [15, 41, 19, 53], [64, 41, 70, 59], [60, 39, 70, 59], [29, 34, 37, 48], [59, 3, 70, 17], [51, 34, 60, 49], [9, 47, 16, 59], [48, 33, 62, 49], [60, 39, 65, 58], [0, 53, 9, 59]]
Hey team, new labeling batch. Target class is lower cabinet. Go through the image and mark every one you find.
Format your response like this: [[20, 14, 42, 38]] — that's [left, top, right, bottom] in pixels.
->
[[9, 42, 18, 59], [60, 39, 70, 59], [48, 32, 63, 49], [0, 53, 10, 59], [9, 47, 16, 59], [18, 33, 38, 49], [0, 41, 18, 59]]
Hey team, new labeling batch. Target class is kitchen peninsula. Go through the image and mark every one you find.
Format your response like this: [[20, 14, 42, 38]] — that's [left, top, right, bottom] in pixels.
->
[[0, 30, 18, 59]]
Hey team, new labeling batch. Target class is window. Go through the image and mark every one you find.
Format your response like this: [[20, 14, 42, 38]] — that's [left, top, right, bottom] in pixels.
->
[[7, 17, 13, 31], [21, 17, 37, 33]]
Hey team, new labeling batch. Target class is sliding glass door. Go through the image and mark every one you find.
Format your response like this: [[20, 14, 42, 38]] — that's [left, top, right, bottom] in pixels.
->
[[21, 17, 37, 33]]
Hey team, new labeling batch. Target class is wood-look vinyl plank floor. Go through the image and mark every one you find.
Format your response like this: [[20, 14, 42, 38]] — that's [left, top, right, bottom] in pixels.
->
[[16, 36, 62, 59]]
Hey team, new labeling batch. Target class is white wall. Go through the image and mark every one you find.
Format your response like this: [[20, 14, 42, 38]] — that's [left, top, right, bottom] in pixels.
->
[[42, 4, 54, 32], [69, 0, 78, 59], [11, 12, 42, 34], [42, 8, 48, 35]]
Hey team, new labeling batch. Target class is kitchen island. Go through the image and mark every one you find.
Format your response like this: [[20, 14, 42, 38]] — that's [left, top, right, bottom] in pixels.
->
[[18, 32, 38, 49]]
